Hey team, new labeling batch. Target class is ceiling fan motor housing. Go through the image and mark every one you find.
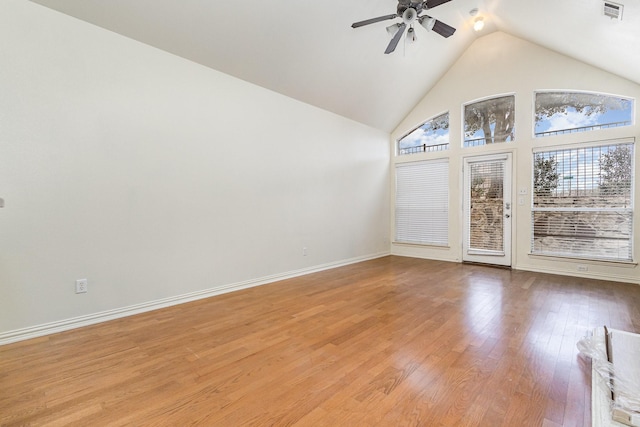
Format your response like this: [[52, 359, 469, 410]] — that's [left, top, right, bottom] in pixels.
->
[[397, 1, 424, 17]]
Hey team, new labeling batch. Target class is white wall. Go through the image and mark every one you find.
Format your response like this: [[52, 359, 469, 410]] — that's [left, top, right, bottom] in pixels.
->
[[391, 31, 640, 284], [0, 0, 390, 340]]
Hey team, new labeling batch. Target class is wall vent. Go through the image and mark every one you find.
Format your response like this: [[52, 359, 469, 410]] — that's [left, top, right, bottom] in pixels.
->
[[603, 1, 623, 20]]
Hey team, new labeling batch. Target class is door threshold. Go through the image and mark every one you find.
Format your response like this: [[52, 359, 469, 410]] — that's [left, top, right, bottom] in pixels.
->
[[462, 261, 512, 270]]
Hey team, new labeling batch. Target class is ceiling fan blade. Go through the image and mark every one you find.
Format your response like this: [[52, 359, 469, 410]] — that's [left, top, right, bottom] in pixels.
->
[[351, 14, 398, 28], [423, 0, 452, 9], [385, 23, 406, 54], [432, 19, 456, 38]]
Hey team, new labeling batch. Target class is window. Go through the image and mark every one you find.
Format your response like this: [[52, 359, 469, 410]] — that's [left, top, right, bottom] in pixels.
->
[[464, 95, 515, 147], [395, 159, 449, 246], [397, 112, 449, 156], [535, 91, 633, 137], [531, 141, 634, 261]]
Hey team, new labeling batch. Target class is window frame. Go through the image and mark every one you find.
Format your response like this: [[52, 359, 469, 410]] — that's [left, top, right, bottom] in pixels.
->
[[533, 90, 635, 139], [396, 111, 450, 156], [530, 139, 635, 263], [462, 93, 516, 148]]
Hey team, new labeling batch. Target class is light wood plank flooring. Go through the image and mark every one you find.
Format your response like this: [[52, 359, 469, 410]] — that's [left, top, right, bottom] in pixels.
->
[[1, 256, 639, 426]]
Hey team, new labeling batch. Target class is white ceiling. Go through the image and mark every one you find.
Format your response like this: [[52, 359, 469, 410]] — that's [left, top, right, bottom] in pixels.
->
[[29, 0, 640, 132]]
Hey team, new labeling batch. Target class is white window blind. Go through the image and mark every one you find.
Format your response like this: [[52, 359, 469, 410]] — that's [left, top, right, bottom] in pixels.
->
[[531, 142, 634, 262], [395, 159, 449, 246], [468, 160, 504, 253]]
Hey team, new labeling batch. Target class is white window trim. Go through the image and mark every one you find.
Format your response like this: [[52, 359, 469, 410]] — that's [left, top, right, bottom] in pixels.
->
[[462, 92, 517, 148], [530, 138, 635, 262], [532, 90, 635, 139]]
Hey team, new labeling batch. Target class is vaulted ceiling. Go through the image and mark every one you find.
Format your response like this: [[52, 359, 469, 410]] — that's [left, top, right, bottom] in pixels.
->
[[29, 0, 640, 132]]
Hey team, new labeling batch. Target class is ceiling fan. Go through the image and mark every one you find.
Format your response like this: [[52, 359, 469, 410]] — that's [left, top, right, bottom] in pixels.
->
[[351, 0, 456, 54]]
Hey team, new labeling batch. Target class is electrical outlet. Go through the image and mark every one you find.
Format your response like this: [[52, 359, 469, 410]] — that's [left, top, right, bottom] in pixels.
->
[[302, 247, 307, 256], [75, 278, 88, 294]]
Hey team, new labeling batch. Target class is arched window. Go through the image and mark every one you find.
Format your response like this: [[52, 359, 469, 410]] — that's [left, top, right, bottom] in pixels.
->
[[534, 91, 633, 137], [397, 112, 449, 156], [463, 95, 515, 147]]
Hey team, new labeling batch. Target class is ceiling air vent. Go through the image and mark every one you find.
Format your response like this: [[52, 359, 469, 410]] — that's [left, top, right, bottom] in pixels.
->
[[603, 1, 623, 20]]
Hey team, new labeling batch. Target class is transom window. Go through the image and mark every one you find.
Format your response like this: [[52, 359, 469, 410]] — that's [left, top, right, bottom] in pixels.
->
[[531, 141, 634, 262], [397, 112, 449, 156], [535, 91, 633, 137], [464, 95, 515, 147]]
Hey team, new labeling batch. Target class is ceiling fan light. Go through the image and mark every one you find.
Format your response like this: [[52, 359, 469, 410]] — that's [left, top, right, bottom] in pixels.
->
[[386, 23, 401, 37], [420, 17, 436, 31], [473, 17, 485, 31], [406, 27, 417, 43], [402, 7, 418, 24]]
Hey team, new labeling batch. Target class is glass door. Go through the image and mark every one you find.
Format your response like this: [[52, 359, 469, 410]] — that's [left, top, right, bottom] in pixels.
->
[[463, 153, 512, 266]]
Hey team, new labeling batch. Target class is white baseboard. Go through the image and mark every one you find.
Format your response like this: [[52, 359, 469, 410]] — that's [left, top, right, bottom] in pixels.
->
[[0, 251, 390, 346], [514, 264, 639, 285]]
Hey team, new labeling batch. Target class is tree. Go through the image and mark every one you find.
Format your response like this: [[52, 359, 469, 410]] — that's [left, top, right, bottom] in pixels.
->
[[464, 96, 515, 144], [599, 145, 632, 196], [533, 154, 559, 196], [428, 113, 450, 132], [471, 176, 485, 199], [535, 92, 630, 122]]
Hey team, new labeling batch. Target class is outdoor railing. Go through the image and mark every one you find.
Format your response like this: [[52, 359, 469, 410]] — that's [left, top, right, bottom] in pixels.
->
[[398, 143, 449, 155], [535, 121, 631, 137]]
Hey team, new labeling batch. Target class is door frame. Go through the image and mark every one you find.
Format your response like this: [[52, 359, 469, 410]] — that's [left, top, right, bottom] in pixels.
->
[[462, 152, 513, 266]]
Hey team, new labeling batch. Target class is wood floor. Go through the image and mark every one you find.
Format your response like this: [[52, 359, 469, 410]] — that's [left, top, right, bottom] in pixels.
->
[[2, 256, 640, 426]]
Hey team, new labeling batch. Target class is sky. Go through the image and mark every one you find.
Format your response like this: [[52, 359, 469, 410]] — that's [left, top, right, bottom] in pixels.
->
[[399, 127, 449, 149]]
